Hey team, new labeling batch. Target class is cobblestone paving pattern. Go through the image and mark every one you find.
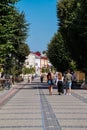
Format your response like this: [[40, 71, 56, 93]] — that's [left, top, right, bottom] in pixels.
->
[[39, 88, 61, 130], [41, 85, 87, 130], [0, 80, 87, 130], [0, 84, 43, 130]]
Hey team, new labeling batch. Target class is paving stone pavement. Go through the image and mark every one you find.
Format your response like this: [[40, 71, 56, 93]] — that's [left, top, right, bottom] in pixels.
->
[[0, 78, 87, 130]]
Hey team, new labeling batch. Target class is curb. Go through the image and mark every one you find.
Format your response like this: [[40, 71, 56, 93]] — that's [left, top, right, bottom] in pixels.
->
[[0, 82, 27, 107]]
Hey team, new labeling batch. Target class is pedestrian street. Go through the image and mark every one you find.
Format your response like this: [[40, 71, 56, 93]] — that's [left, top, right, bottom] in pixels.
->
[[0, 78, 87, 130]]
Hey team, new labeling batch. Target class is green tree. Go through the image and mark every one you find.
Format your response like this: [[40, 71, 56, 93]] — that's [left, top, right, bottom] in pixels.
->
[[47, 32, 71, 72], [57, 0, 77, 50], [22, 67, 35, 74], [0, 0, 30, 75], [72, 0, 87, 72], [0, 0, 18, 61], [57, 0, 87, 72]]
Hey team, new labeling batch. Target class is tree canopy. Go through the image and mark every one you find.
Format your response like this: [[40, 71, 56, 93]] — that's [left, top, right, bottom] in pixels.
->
[[57, 0, 87, 72], [47, 0, 87, 73], [47, 32, 72, 72], [0, 0, 30, 75]]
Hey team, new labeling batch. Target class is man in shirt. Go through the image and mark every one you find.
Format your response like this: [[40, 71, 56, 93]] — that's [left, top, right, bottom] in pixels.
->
[[65, 69, 72, 95]]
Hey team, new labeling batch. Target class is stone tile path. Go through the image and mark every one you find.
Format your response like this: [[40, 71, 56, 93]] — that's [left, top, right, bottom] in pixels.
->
[[0, 78, 87, 130]]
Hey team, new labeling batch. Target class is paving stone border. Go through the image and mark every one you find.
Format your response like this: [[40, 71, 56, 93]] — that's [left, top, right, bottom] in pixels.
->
[[72, 92, 87, 104], [39, 89, 61, 130]]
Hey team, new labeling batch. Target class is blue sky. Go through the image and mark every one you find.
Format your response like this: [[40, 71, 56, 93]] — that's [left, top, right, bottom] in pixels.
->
[[15, 0, 58, 52]]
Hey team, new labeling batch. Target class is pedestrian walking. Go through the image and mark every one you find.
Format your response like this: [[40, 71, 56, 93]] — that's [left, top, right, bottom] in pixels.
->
[[71, 71, 76, 88], [5, 79, 11, 89], [56, 72, 64, 95], [47, 71, 53, 95], [65, 69, 72, 95], [40, 74, 44, 83]]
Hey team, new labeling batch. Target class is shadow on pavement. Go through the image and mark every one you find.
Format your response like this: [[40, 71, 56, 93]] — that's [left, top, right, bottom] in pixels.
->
[[13, 82, 57, 90]]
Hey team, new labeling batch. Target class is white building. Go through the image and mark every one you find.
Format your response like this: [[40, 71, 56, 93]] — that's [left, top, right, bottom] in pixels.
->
[[24, 52, 49, 75], [25, 53, 35, 68]]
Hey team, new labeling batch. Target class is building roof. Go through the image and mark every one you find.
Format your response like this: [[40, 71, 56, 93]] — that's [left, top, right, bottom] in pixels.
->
[[30, 51, 48, 60], [34, 52, 41, 56], [41, 56, 48, 60]]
